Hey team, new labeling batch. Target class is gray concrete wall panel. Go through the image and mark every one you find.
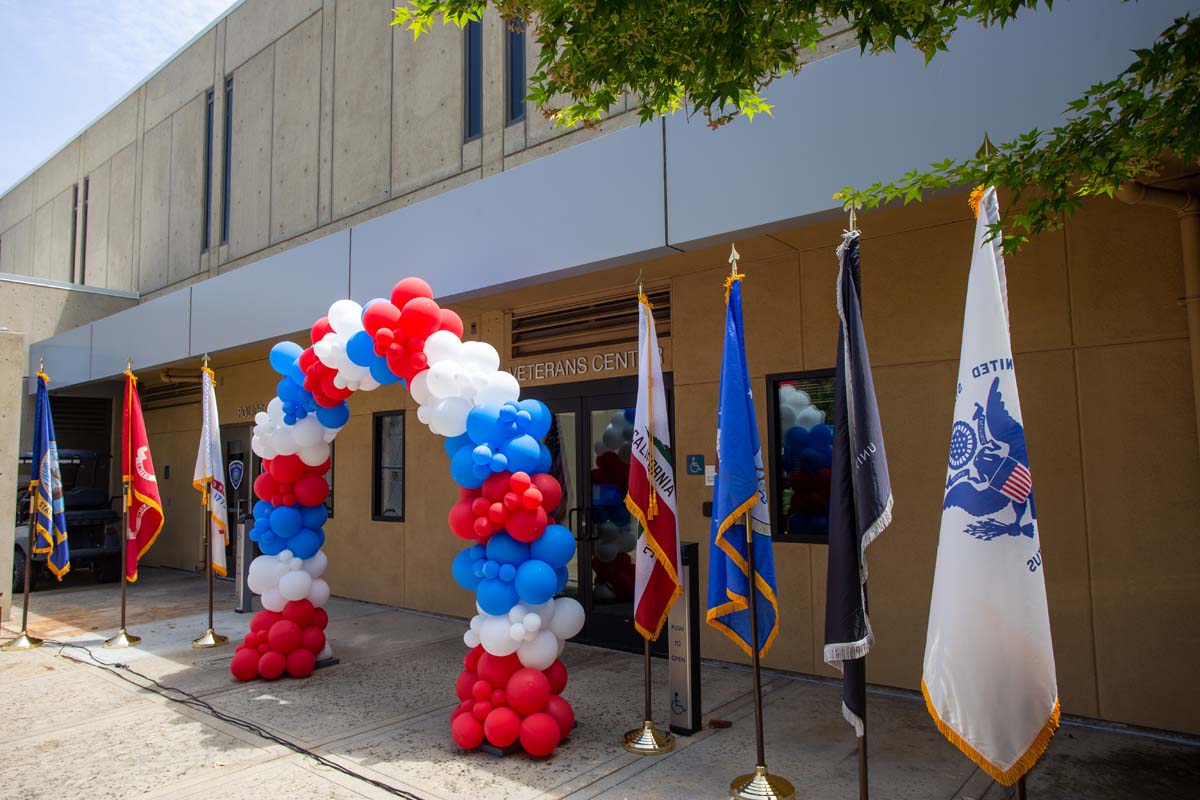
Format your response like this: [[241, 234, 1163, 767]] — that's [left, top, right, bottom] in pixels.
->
[[107, 144, 137, 293], [229, 46, 275, 259], [332, 0, 393, 219], [82, 93, 140, 174], [91, 289, 192, 380], [0, 216, 33, 276], [225, 0, 322, 72], [317, 0, 336, 226], [32, 202, 54, 280], [0, 178, 34, 234], [664, 0, 1196, 249], [144, 29, 217, 130], [391, 22, 462, 196], [49, 188, 76, 283], [169, 95, 207, 285], [138, 119, 173, 292], [191, 228, 349, 354], [350, 121, 669, 303], [270, 12, 322, 244], [83, 162, 111, 288], [28, 323, 91, 393], [33, 140, 80, 208]]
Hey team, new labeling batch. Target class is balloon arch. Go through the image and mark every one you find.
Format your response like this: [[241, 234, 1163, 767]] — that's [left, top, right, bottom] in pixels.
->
[[228, 277, 583, 756]]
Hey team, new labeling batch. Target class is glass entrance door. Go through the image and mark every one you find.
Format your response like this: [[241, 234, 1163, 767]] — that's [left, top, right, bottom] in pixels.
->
[[533, 376, 672, 654], [221, 423, 258, 577]]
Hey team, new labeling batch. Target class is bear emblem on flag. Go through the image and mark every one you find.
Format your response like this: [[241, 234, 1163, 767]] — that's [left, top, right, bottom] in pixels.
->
[[943, 376, 1036, 541]]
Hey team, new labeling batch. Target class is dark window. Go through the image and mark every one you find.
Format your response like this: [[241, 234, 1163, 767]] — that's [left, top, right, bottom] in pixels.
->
[[69, 183, 78, 282], [464, 20, 483, 140], [79, 177, 89, 284], [766, 371, 835, 543], [372, 411, 405, 521], [221, 76, 233, 245], [202, 87, 214, 252], [506, 23, 526, 124], [325, 443, 335, 518]]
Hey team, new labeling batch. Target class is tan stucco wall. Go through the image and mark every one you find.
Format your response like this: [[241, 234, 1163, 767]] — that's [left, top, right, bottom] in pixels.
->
[[0, 330, 25, 621], [139, 190, 1199, 735]]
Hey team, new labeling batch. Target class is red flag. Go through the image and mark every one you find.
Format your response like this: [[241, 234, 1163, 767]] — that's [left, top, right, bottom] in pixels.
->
[[627, 294, 682, 640], [123, 370, 164, 581]]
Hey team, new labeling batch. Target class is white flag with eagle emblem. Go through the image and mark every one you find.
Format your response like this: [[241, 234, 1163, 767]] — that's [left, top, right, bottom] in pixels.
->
[[922, 186, 1058, 786]]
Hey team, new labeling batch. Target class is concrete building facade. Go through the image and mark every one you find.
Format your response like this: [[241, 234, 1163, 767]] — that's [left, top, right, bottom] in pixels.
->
[[2, 0, 1197, 739]]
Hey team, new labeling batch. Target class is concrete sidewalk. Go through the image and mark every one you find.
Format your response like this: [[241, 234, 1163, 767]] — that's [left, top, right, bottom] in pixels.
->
[[2, 569, 1197, 799]]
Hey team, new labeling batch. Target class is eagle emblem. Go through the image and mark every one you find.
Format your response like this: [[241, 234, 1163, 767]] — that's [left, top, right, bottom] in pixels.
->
[[943, 377, 1036, 541]]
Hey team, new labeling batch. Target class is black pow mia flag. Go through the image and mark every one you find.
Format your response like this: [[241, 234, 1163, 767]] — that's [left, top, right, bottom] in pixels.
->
[[823, 231, 893, 736]]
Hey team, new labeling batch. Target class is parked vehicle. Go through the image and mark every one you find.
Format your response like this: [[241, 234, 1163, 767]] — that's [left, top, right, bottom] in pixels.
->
[[12, 450, 122, 593]]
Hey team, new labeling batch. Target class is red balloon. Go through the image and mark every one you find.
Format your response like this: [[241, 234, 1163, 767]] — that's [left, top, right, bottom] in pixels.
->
[[242, 633, 256, 648], [293, 473, 329, 506], [267, 620, 303, 655], [456, 670, 479, 702], [459, 486, 481, 502], [543, 660, 568, 695], [230, 649, 259, 681], [256, 630, 270, 646], [253, 473, 279, 503], [448, 501, 478, 540], [472, 701, 493, 721], [506, 506, 547, 543], [258, 643, 271, 654], [472, 680, 493, 702], [282, 599, 315, 628], [532, 474, 563, 512], [286, 648, 316, 678], [269, 454, 305, 484], [311, 608, 329, 630], [483, 707, 521, 748], [438, 308, 464, 338], [298, 347, 318, 372], [311, 316, 333, 345], [301, 626, 326, 654], [509, 472, 532, 493], [476, 652, 521, 688], [451, 712, 485, 750], [464, 645, 483, 672], [390, 277, 434, 309], [506, 668, 552, 715], [544, 694, 575, 738], [250, 610, 281, 633], [259, 651, 286, 680], [450, 705, 463, 723], [310, 457, 332, 475], [482, 472, 511, 502], [490, 689, 506, 708], [519, 712, 562, 757], [362, 301, 402, 336], [399, 297, 441, 338]]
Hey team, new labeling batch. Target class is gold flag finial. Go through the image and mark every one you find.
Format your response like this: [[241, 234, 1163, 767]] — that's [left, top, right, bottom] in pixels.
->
[[725, 243, 745, 303]]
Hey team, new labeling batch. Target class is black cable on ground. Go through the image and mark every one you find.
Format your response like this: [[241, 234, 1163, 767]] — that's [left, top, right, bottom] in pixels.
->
[[41, 639, 428, 800]]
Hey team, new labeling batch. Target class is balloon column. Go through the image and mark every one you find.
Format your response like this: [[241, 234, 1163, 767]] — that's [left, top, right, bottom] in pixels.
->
[[778, 385, 834, 536], [228, 278, 584, 757]]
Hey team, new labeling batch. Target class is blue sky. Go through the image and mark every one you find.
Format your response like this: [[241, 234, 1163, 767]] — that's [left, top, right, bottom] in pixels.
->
[[0, 0, 238, 195]]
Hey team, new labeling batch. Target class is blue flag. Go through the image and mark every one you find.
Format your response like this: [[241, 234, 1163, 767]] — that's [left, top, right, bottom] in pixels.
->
[[706, 275, 780, 658], [30, 372, 70, 579]]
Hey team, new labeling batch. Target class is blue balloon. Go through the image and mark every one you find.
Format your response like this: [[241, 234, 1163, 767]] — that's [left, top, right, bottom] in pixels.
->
[[269, 341, 303, 376], [515, 560, 558, 606], [531, 524, 575, 569], [808, 423, 834, 450], [798, 447, 824, 472], [486, 532, 531, 566], [269, 505, 303, 538], [452, 548, 483, 591], [254, 500, 273, 519], [287, 528, 324, 560], [346, 330, 376, 367], [362, 297, 389, 311], [299, 504, 328, 530], [288, 359, 306, 387], [518, 399, 552, 439], [370, 356, 401, 385], [482, 560, 500, 579], [499, 563, 517, 582], [248, 526, 262, 542], [502, 435, 542, 474], [819, 443, 833, 469], [253, 517, 269, 533], [450, 445, 486, 489], [466, 404, 505, 446], [623, 407, 636, 424], [445, 433, 472, 459], [477, 578, 520, 615], [258, 531, 284, 555], [316, 402, 350, 430], [554, 566, 570, 594], [469, 544, 486, 560], [534, 442, 552, 475]]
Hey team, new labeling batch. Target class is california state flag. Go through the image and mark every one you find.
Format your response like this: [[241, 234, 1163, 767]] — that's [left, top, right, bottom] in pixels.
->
[[123, 369, 164, 581], [193, 367, 229, 576], [922, 186, 1058, 785], [626, 293, 682, 640]]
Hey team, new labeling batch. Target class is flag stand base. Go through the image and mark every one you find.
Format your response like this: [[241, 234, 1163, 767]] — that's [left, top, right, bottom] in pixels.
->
[[2, 631, 43, 651], [730, 766, 796, 800], [622, 720, 675, 755], [103, 628, 141, 649], [191, 628, 228, 649]]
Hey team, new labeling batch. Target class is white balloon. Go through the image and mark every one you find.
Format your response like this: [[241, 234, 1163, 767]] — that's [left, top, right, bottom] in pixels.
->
[[298, 441, 331, 467], [301, 550, 328, 579], [460, 341, 500, 373], [508, 604, 528, 623], [474, 371, 520, 406], [610, 412, 626, 426], [318, 643, 333, 661], [271, 426, 298, 456], [423, 330, 463, 365], [510, 622, 527, 641], [548, 596, 585, 640], [261, 587, 286, 612], [409, 371, 433, 405], [530, 599, 556, 626], [602, 425, 623, 451], [247, 555, 287, 594], [795, 404, 824, 430], [517, 629, 560, 670], [254, 412, 270, 426], [327, 300, 363, 335], [523, 612, 542, 632], [416, 405, 432, 425], [430, 397, 471, 437], [292, 416, 323, 448], [267, 397, 285, 418], [618, 442, 632, 463], [470, 614, 484, 632], [479, 614, 521, 656], [279, 570, 313, 602], [780, 405, 797, 431], [464, 629, 481, 648], [308, 578, 331, 607], [593, 440, 606, 457], [251, 435, 276, 460], [426, 360, 461, 399], [620, 421, 634, 442]]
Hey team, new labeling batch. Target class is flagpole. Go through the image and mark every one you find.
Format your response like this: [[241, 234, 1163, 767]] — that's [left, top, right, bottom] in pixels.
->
[[193, 356, 228, 648], [1017, 777, 1027, 800], [858, 701, 869, 800], [105, 360, 140, 649], [4, 359, 44, 650], [621, 273, 675, 756], [728, 248, 794, 800]]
